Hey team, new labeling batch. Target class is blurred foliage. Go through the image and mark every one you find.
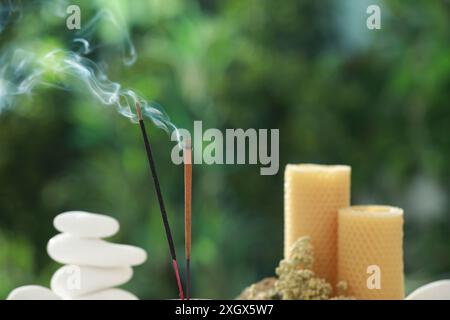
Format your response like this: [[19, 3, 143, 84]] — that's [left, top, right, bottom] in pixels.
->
[[0, 0, 449, 298]]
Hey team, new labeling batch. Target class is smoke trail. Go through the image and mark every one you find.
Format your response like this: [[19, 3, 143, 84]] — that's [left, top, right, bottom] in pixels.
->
[[0, 0, 22, 32], [0, 48, 178, 137], [0, 1, 179, 140], [72, 9, 137, 66], [42, 49, 177, 133], [0, 0, 65, 32]]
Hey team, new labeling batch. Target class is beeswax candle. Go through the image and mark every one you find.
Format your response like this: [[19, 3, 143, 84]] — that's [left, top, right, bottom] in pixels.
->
[[338, 205, 404, 299], [284, 164, 351, 285]]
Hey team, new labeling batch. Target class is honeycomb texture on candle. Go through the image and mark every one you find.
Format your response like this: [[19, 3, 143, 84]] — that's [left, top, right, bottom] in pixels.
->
[[338, 206, 404, 299], [284, 164, 351, 286]]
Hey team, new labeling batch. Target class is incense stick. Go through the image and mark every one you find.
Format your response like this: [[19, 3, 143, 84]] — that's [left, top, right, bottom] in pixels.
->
[[135, 103, 184, 300], [183, 138, 192, 300]]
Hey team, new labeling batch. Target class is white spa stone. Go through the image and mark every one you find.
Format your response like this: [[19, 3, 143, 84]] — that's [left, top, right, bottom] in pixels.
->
[[47, 233, 147, 267], [74, 288, 138, 300], [51, 265, 133, 298], [7, 285, 61, 300], [54, 211, 119, 238], [406, 280, 450, 300]]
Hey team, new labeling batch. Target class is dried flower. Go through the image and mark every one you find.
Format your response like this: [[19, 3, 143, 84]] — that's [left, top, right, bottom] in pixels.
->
[[236, 236, 354, 300], [331, 280, 355, 300], [275, 237, 332, 300], [236, 277, 279, 300], [276, 269, 332, 300], [286, 236, 314, 269]]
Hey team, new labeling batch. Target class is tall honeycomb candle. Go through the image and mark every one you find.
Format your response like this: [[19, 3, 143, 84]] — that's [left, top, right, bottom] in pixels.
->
[[284, 164, 351, 285], [338, 205, 404, 299]]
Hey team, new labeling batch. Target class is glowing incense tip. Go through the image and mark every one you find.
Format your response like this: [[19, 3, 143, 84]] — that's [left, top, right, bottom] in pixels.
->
[[135, 102, 143, 121], [183, 137, 192, 150]]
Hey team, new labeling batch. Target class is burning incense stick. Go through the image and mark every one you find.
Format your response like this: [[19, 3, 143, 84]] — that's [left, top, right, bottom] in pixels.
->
[[135, 102, 184, 300], [183, 138, 192, 300]]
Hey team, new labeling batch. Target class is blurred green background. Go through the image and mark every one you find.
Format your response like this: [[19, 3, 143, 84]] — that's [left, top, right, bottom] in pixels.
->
[[0, 0, 449, 299]]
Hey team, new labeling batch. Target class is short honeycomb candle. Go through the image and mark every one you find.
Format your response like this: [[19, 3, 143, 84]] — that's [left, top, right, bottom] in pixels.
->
[[284, 164, 351, 285], [338, 205, 404, 299]]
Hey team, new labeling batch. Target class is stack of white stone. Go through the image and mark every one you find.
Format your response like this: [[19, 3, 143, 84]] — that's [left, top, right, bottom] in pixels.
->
[[7, 211, 147, 300]]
